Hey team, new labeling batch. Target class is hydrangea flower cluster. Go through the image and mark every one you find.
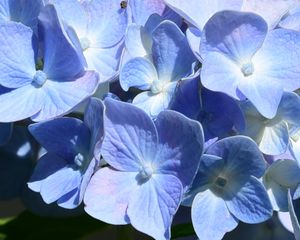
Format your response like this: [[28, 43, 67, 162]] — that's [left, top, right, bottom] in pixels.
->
[[2, 0, 300, 239]]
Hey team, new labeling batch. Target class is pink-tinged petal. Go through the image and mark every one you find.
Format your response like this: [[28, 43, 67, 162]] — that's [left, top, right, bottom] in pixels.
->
[[84, 167, 137, 224]]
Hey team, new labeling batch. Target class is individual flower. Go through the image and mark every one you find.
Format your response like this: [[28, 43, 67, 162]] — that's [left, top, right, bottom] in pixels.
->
[[183, 136, 273, 240], [84, 98, 204, 240], [171, 76, 245, 141], [47, 0, 128, 82], [120, 20, 196, 117], [241, 92, 300, 155], [200, 10, 300, 118], [0, 5, 99, 122], [27, 98, 104, 209], [263, 159, 300, 211]]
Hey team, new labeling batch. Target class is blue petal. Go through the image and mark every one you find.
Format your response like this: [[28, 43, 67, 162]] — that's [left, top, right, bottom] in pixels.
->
[[102, 98, 158, 171], [206, 136, 266, 179], [279, 7, 300, 31], [201, 10, 268, 62], [39, 5, 85, 80], [154, 110, 204, 191], [0, 85, 42, 122], [225, 176, 273, 223], [253, 29, 300, 92], [152, 20, 196, 82], [120, 57, 158, 91], [0, 22, 35, 88], [28, 152, 68, 192], [186, 27, 202, 60], [84, 167, 136, 224], [84, 98, 104, 157], [29, 118, 90, 161], [191, 189, 238, 240], [288, 189, 300, 238], [127, 174, 182, 240], [31, 70, 99, 122]]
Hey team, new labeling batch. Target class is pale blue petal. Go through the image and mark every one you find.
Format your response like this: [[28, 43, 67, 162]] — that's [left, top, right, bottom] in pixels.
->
[[201, 10, 268, 62], [39, 5, 85, 80], [0, 22, 35, 88], [152, 20, 196, 82], [84, 167, 136, 224], [133, 82, 177, 117], [288, 189, 300, 238], [28, 118, 90, 160], [242, 0, 299, 29], [259, 122, 289, 155], [238, 74, 283, 119], [84, 41, 123, 82], [253, 29, 300, 92], [28, 152, 68, 192], [186, 27, 202, 60], [120, 57, 158, 91], [127, 174, 182, 240], [31, 71, 99, 122], [0, 85, 42, 122], [40, 166, 82, 204], [129, 0, 165, 26], [101, 98, 158, 171], [225, 176, 273, 223], [154, 110, 204, 191], [278, 211, 294, 233], [264, 177, 288, 211], [192, 189, 238, 240], [279, 10, 300, 31], [201, 52, 242, 100], [86, 0, 127, 48]]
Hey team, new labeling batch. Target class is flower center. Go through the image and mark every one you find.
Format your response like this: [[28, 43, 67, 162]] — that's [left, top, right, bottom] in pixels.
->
[[214, 176, 227, 188], [74, 153, 85, 167], [136, 165, 154, 184], [32, 70, 47, 88], [241, 62, 254, 77], [150, 80, 164, 94], [80, 37, 91, 51]]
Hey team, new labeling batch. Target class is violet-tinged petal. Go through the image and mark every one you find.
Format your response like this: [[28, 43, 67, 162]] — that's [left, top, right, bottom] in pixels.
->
[[206, 136, 266, 179], [152, 20, 196, 82], [201, 10, 268, 62], [127, 174, 182, 240], [154, 110, 204, 191], [29, 118, 90, 161], [120, 57, 158, 91], [0, 22, 35, 88], [31, 70, 99, 122], [225, 176, 273, 223], [0, 85, 42, 122], [39, 5, 85, 80], [84, 167, 136, 224], [102, 98, 158, 171], [192, 189, 238, 240]]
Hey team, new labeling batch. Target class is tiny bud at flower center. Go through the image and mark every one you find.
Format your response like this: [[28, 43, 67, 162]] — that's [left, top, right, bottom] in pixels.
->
[[80, 37, 91, 51], [241, 62, 254, 77], [32, 70, 47, 87], [74, 153, 85, 167], [150, 80, 164, 94]]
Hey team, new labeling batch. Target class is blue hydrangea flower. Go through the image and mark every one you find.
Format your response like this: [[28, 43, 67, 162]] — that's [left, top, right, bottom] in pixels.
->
[[278, 5, 300, 31], [0, 0, 43, 32], [183, 136, 273, 240], [200, 10, 300, 118], [84, 98, 204, 240], [47, 0, 128, 82], [171, 76, 245, 141], [263, 159, 300, 211], [241, 92, 300, 155], [27, 98, 104, 209], [120, 20, 196, 117], [0, 5, 99, 122], [164, 0, 243, 59]]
